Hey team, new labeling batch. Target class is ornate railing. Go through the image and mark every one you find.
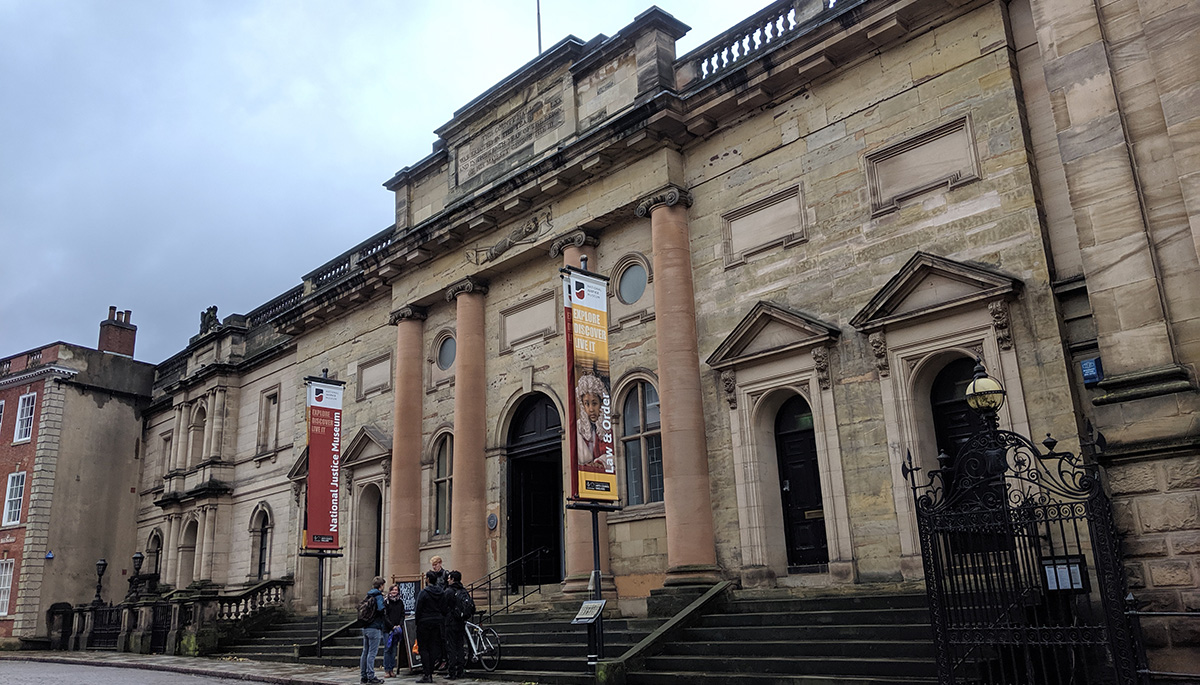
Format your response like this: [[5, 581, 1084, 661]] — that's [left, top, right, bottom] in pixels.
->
[[27, 349, 42, 366], [246, 285, 304, 328], [357, 229, 394, 261], [88, 605, 123, 650], [215, 578, 292, 622], [678, 0, 862, 85], [149, 603, 172, 653]]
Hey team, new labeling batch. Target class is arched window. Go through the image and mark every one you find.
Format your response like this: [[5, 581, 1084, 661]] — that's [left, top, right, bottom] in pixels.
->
[[188, 405, 207, 468], [621, 381, 662, 506], [146, 531, 163, 576], [249, 505, 273, 580], [433, 435, 453, 537], [929, 357, 985, 459]]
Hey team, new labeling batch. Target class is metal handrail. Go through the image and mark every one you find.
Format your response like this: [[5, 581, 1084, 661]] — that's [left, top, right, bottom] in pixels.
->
[[466, 546, 551, 624]]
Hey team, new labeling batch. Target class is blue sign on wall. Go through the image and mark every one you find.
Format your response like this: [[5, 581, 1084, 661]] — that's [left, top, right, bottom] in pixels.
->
[[1080, 357, 1103, 386]]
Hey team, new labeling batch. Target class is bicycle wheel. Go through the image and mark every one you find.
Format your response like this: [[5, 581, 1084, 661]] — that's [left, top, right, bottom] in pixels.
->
[[478, 627, 501, 671]]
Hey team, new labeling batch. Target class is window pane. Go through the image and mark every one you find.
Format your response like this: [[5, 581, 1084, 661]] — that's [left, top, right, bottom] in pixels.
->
[[435, 481, 451, 535], [623, 391, 640, 436], [624, 438, 643, 506], [437, 337, 456, 370], [646, 434, 664, 502], [0, 559, 12, 615], [16, 393, 35, 442], [643, 384, 660, 427], [4, 472, 24, 525], [617, 263, 647, 304]]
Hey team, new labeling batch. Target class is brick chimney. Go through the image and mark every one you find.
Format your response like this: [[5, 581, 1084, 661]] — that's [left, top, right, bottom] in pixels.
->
[[98, 306, 137, 357]]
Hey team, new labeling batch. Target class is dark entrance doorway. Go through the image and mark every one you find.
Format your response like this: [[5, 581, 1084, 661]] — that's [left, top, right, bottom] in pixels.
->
[[775, 394, 828, 568], [507, 393, 563, 587], [930, 357, 987, 458]]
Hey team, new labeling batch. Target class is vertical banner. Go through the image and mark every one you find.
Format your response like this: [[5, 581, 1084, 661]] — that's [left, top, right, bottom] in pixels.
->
[[562, 266, 618, 501], [304, 377, 345, 549]]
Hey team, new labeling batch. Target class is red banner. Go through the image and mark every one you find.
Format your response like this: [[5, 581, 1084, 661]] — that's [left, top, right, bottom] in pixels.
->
[[563, 267, 618, 501], [304, 379, 344, 549]]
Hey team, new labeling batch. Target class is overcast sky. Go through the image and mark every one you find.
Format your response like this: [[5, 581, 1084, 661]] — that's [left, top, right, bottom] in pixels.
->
[[0, 1, 769, 365]]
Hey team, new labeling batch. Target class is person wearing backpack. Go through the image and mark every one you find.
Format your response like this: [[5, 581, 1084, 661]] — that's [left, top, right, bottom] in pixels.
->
[[358, 575, 390, 684], [443, 570, 472, 680], [414, 569, 448, 684]]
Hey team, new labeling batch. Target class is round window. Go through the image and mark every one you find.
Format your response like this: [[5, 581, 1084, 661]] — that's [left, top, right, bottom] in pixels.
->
[[436, 336, 456, 370], [617, 262, 647, 305]]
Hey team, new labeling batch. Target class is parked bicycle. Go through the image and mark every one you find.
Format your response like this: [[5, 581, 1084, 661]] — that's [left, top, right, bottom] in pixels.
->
[[464, 617, 500, 672]]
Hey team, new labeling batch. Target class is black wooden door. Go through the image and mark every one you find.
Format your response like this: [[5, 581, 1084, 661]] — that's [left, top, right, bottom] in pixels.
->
[[775, 395, 828, 567], [507, 393, 563, 587]]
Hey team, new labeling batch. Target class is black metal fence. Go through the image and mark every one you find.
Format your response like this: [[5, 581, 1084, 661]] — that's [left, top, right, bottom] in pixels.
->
[[88, 605, 123, 650], [906, 430, 1146, 684], [149, 604, 172, 653]]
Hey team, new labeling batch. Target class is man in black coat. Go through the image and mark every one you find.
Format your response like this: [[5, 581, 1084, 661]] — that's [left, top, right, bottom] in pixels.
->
[[414, 569, 448, 683], [443, 570, 468, 680]]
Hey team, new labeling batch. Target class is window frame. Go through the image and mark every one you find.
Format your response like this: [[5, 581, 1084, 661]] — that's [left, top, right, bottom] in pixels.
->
[[620, 381, 663, 507], [432, 434, 453, 538], [0, 400, 5, 435], [14, 392, 35, 443], [3, 471, 26, 526], [257, 387, 281, 454], [0, 558, 13, 615]]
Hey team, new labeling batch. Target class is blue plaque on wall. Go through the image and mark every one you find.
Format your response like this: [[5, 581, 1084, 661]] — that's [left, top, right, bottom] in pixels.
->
[[1080, 357, 1103, 386]]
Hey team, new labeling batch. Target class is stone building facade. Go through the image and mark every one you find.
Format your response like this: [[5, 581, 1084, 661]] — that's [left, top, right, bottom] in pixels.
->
[[0, 308, 154, 645], [127, 0, 1198, 670]]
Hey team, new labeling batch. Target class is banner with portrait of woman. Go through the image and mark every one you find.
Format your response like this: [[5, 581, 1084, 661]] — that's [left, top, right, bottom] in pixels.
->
[[562, 266, 618, 501]]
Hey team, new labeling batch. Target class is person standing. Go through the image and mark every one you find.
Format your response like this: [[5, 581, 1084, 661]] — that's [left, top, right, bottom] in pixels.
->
[[382, 583, 408, 678], [443, 570, 469, 680], [359, 575, 390, 685], [428, 555, 449, 587], [414, 569, 448, 683]]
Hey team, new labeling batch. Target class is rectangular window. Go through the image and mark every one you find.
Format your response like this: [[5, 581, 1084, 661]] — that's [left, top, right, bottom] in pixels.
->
[[4, 472, 26, 525], [0, 559, 13, 615], [622, 381, 663, 506], [15, 392, 36, 442], [0, 400, 5, 434], [257, 390, 280, 453]]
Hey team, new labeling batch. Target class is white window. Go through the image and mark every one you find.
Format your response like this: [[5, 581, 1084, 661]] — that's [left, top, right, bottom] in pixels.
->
[[0, 401, 5, 433], [15, 393, 35, 443], [0, 559, 13, 615], [4, 472, 26, 525]]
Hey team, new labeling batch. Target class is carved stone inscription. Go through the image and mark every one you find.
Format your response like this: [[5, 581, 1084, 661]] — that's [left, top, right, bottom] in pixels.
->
[[456, 92, 565, 183]]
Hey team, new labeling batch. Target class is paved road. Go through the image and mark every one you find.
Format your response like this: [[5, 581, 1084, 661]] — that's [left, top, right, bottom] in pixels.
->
[[0, 661, 249, 684]]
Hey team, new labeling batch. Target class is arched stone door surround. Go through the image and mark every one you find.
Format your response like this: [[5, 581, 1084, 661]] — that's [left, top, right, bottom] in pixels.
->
[[707, 302, 854, 586], [177, 518, 198, 587], [353, 483, 384, 592], [503, 391, 565, 588], [851, 253, 1028, 580]]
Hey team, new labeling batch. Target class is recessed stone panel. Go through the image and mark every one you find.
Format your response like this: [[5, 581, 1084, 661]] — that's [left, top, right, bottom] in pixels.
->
[[866, 115, 981, 215], [721, 185, 805, 268], [499, 290, 558, 354]]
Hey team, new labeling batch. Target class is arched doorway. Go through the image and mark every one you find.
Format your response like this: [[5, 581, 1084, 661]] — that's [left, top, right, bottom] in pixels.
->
[[178, 520, 198, 587], [930, 357, 986, 458], [355, 483, 383, 591], [146, 530, 163, 576], [506, 393, 563, 587], [775, 394, 828, 568]]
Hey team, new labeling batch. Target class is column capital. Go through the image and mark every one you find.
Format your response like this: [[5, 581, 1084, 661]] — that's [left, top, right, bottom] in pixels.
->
[[445, 276, 489, 302], [549, 230, 599, 258], [635, 184, 693, 217], [388, 305, 428, 325]]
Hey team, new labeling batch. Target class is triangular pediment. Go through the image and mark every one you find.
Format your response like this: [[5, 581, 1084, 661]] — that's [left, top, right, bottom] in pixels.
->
[[707, 301, 840, 369], [287, 447, 309, 482], [343, 424, 393, 468], [850, 252, 1021, 332]]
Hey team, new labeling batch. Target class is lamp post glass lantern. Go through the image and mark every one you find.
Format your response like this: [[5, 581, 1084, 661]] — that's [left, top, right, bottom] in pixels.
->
[[94, 558, 108, 605], [964, 359, 1006, 413]]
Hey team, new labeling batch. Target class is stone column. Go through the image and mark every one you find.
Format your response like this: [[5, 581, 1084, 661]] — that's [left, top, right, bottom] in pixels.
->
[[448, 278, 488, 584], [388, 306, 427, 578], [193, 508, 207, 582], [202, 392, 216, 462], [636, 186, 720, 586], [1027, 0, 1187, 395], [163, 514, 179, 586], [171, 405, 186, 472], [202, 505, 217, 580], [211, 388, 226, 460], [551, 230, 612, 595]]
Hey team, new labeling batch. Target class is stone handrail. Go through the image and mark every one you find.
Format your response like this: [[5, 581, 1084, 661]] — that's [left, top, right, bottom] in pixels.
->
[[215, 578, 292, 622], [246, 285, 304, 328], [356, 230, 394, 261], [677, 0, 841, 87]]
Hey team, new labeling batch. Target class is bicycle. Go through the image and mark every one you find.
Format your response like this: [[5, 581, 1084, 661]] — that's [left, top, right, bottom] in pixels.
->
[[463, 617, 501, 672]]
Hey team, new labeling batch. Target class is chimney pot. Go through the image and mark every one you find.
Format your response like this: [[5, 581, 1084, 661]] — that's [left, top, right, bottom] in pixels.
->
[[124, 310, 132, 323], [108, 306, 117, 321]]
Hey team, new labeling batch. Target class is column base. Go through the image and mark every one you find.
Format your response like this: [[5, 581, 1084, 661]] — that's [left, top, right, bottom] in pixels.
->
[[739, 565, 777, 589], [560, 572, 617, 597], [662, 563, 722, 587]]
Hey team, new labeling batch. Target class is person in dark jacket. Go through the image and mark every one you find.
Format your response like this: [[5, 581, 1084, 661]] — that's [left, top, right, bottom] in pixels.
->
[[443, 570, 468, 680], [359, 575, 390, 684], [382, 583, 408, 678], [428, 555, 450, 587], [414, 570, 448, 683]]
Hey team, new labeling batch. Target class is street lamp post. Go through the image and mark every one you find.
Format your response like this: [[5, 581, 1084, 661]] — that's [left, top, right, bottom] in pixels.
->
[[129, 551, 145, 599], [93, 558, 109, 605]]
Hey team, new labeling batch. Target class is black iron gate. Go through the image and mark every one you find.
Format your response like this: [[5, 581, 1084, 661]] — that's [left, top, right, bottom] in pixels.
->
[[905, 428, 1145, 684], [149, 603, 172, 653]]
